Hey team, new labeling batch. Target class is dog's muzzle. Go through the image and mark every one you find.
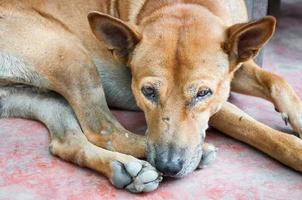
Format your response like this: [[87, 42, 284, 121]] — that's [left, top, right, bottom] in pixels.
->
[[147, 143, 202, 177]]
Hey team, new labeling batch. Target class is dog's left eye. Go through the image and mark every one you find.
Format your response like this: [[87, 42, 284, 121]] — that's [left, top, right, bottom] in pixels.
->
[[196, 88, 213, 101], [141, 85, 157, 102]]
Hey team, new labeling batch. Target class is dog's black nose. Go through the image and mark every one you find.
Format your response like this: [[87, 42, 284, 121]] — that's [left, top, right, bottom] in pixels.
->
[[155, 159, 183, 176]]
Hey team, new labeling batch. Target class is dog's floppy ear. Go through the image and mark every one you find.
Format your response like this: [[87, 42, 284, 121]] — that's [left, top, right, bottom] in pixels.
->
[[88, 12, 141, 62], [224, 16, 276, 71]]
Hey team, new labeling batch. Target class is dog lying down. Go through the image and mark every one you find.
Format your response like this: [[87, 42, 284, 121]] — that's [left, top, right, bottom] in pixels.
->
[[1, 0, 302, 193]]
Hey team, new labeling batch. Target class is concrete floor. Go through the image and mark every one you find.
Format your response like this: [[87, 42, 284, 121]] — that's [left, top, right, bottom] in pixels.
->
[[1, 1, 302, 200]]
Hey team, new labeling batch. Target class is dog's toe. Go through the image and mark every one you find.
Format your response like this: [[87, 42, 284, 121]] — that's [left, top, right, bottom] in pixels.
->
[[125, 161, 162, 193], [125, 161, 142, 177], [111, 160, 162, 193], [198, 143, 217, 169], [111, 161, 132, 188]]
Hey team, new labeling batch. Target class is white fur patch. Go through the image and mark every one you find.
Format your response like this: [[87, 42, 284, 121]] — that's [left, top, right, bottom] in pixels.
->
[[0, 51, 48, 87]]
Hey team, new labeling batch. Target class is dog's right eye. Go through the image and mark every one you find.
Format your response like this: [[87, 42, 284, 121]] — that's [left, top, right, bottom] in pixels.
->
[[141, 85, 157, 102], [196, 88, 213, 101]]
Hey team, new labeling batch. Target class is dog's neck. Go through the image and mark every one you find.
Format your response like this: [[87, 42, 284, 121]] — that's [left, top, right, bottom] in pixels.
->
[[108, 0, 230, 26]]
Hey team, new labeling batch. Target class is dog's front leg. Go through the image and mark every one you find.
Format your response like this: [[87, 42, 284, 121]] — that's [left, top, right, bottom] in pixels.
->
[[65, 86, 147, 158], [231, 60, 302, 137], [40, 49, 148, 158], [50, 134, 162, 193], [0, 87, 162, 193], [210, 102, 302, 172]]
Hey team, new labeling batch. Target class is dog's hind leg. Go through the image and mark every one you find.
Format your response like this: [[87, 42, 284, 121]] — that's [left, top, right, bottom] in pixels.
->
[[231, 60, 302, 138], [210, 102, 302, 172], [0, 87, 162, 193]]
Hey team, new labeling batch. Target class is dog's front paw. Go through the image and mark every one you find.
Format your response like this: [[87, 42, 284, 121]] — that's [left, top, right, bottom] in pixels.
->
[[197, 143, 217, 169], [111, 159, 162, 193]]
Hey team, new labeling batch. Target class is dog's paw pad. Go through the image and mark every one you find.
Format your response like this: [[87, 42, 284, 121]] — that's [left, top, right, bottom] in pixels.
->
[[111, 160, 162, 193], [198, 144, 217, 169]]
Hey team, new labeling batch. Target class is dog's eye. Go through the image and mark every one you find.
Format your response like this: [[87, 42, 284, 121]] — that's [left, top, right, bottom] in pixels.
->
[[196, 88, 213, 101], [141, 85, 157, 102]]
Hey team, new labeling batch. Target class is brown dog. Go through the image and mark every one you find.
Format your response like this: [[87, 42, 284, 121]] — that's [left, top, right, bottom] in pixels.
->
[[1, 0, 302, 193]]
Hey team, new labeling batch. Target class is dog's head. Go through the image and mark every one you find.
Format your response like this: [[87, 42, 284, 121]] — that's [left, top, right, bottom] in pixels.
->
[[88, 7, 275, 177]]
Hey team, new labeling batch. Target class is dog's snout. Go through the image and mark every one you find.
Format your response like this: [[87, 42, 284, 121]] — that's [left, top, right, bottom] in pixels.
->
[[155, 159, 183, 176], [152, 145, 185, 176], [147, 142, 203, 177]]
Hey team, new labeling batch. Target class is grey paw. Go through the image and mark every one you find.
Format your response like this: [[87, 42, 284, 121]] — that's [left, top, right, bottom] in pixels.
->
[[111, 160, 162, 193], [197, 144, 217, 169]]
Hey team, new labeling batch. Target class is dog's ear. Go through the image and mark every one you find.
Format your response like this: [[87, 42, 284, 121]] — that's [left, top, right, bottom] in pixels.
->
[[224, 16, 276, 71], [88, 12, 141, 62]]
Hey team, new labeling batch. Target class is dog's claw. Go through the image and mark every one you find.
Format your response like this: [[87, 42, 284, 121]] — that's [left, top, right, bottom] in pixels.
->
[[111, 160, 162, 193], [198, 143, 217, 169], [281, 113, 289, 126]]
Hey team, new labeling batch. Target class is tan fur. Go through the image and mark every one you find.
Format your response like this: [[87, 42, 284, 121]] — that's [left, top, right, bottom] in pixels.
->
[[1, 0, 302, 192]]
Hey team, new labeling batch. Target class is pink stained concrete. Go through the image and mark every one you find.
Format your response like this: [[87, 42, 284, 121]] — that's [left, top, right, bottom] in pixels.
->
[[1, 1, 302, 199]]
